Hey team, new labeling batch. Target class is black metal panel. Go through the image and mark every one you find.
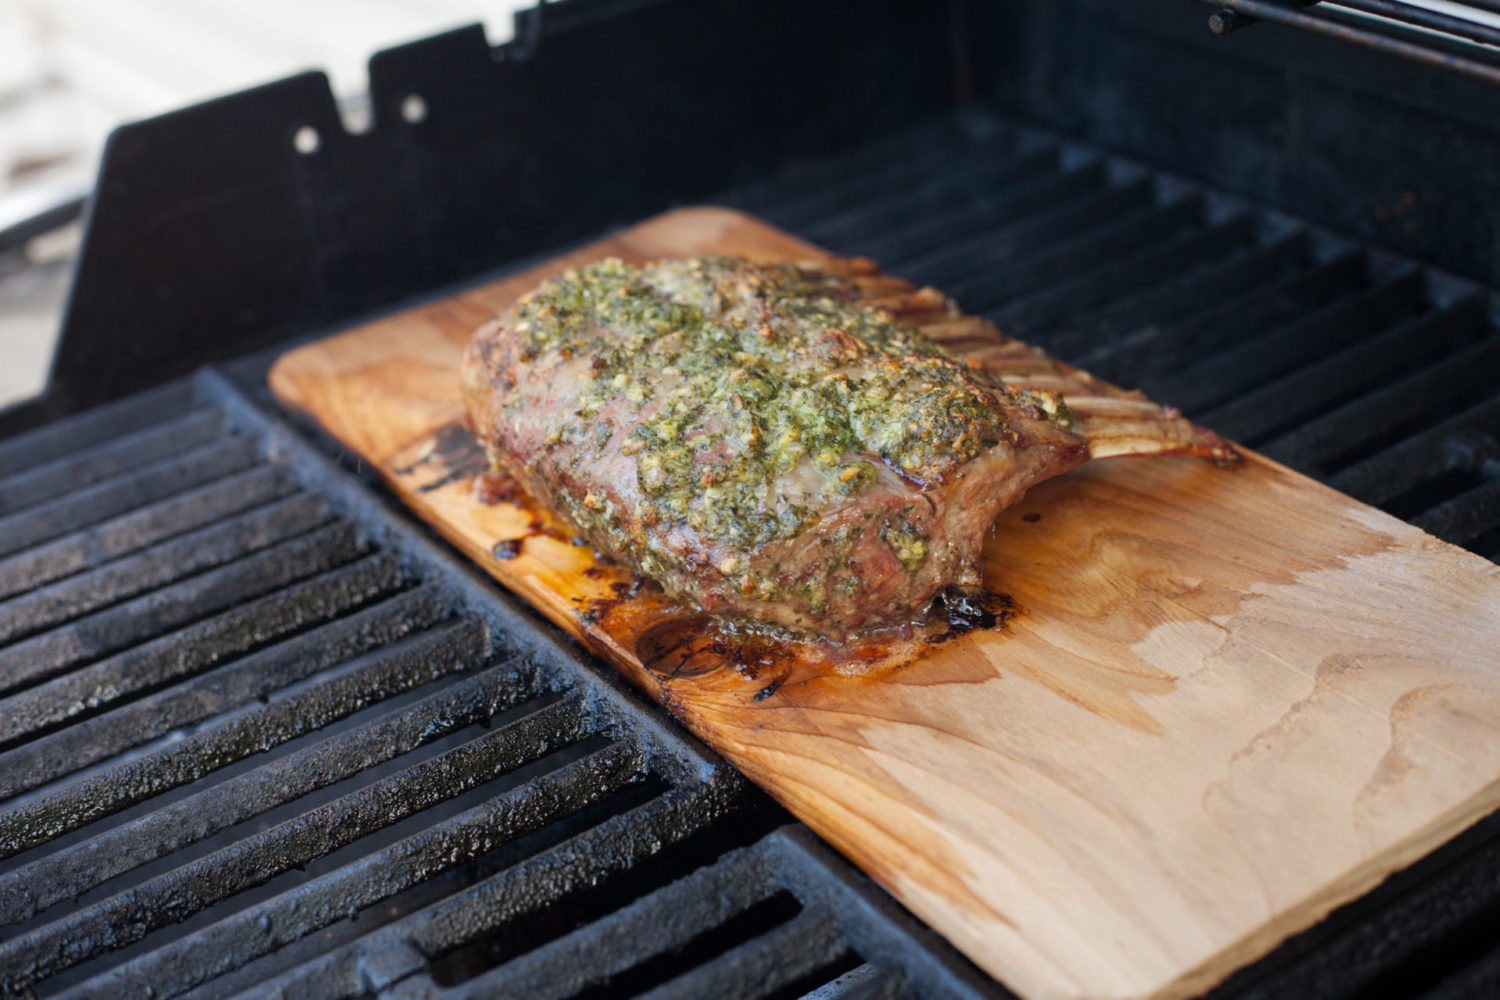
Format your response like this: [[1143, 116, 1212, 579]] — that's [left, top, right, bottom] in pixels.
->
[[44, 0, 952, 418]]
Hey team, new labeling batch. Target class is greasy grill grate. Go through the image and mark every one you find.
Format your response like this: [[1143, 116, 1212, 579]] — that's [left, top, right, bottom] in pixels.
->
[[726, 111, 1500, 564], [0, 376, 988, 1000]]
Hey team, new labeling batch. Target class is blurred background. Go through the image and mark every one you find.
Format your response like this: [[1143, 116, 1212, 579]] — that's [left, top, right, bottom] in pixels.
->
[[0, 0, 530, 408]]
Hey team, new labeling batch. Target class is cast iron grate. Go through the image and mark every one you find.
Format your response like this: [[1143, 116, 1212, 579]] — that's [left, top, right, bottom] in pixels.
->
[[0, 376, 990, 1000]]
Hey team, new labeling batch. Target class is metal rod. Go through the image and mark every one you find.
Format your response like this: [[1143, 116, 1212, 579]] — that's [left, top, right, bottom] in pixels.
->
[[1332, 0, 1500, 49], [1398, 0, 1500, 16], [1201, 0, 1500, 86]]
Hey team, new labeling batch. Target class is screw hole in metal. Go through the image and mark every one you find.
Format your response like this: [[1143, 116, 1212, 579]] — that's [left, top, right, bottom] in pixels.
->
[[401, 94, 429, 125], [293, 125, 321, 155]]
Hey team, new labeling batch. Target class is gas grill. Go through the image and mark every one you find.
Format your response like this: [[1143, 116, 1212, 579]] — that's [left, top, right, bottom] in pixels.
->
[[3, 1, 1500, 997]]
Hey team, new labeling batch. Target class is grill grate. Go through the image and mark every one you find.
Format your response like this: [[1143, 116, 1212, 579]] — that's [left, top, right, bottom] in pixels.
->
[[0, 376, 992, 1000]]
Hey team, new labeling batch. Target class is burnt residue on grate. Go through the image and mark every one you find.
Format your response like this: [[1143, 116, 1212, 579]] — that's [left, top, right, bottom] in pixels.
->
[[0, 376, 987, 1000]]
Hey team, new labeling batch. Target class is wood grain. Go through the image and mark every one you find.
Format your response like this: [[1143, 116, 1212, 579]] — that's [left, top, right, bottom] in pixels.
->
[[269, 206, 1500, 1000]]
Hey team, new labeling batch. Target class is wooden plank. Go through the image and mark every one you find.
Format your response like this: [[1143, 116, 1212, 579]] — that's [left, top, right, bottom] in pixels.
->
[[269, 206, 1500, 1000]]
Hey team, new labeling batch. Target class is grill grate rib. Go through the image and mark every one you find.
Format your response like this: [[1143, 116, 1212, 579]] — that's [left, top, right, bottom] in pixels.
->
[[0, 551, 404, 750], [857, 159, 1111, 270], [800, 146, 1061, 250], [180, 780, 744, 1000], [1415, 476, 1500, 547], [1057, 231, 1310, 352], [896, 176, 1153, 290], [0, 382, 196, 479], [1139, 270, 1423, 418], [636, 905, 848, 1000], [991, 214, 1260, 350], [1199, 298, 1488, 447], [0, 463, 297, 600], [0, 600, 471, 852], [1264, 336, 1500, 479], [0, 519, 369, 697], [447, 842, 778, 1000], [0, 493, 333, 646], [0, 636, 519, 923], [1331, 397, 1500, 507], [1080, 250, 1369, 386], [942, 193, 1200, 312], [0, 407, 225, 516], [0, 434, 261, 559], [0, 695, 605, 993]]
